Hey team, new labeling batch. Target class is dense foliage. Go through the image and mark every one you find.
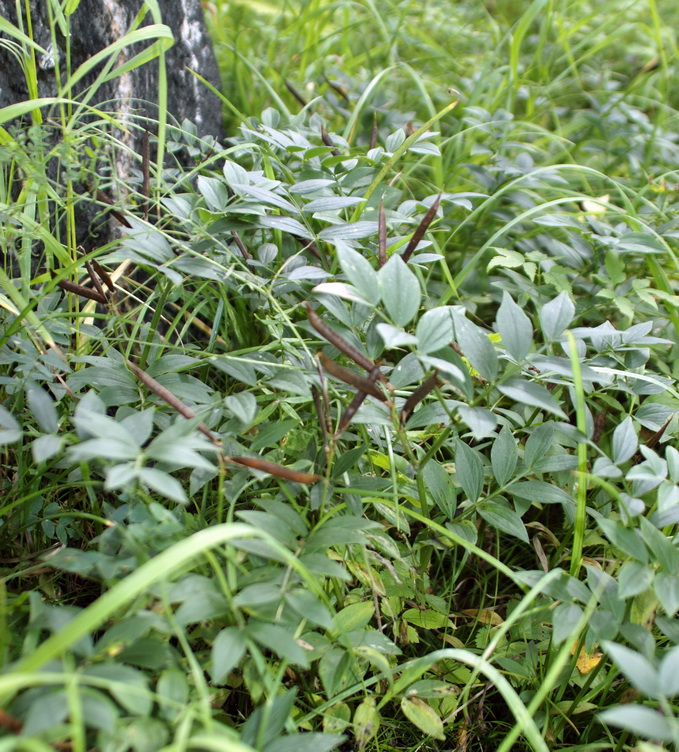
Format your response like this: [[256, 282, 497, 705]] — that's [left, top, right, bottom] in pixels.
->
[[1, 1, 679, 750]]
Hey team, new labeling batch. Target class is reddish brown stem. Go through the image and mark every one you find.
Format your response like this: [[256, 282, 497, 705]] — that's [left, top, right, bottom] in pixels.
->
[[402, 193, 441, 263]]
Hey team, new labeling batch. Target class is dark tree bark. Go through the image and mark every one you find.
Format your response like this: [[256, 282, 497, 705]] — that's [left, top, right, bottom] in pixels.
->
[[0, 0, 224, 256]]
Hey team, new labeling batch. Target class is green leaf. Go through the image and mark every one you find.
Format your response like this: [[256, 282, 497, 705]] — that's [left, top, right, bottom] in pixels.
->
[[212, 627, 247, 684], [267, 734, 346, 752], [654, 573, 679, 617], [224, 392, 258, 427], [478, 501, 528, 543], [337, 245, 379, 303], [599, 705, 674, 741], [332, 602, 374, 634], [402, 609, 452, 629], [304, 196, 366, 212], [26, 381, 58, 433], [496, 292, 532, 360], [455, 439, 484, 503], [248, 622, 310, 667], [416, 307, 455, 354], [497, 378, 567, 419], [453, 312, 498, 382], [422, 460, 456, 517], [552, 603, 583, 645], [618, 561, 654, 599], [400, 697, 445, 740], [597, 519, 648, 563], [138, 468, 188, 504], [612, 417, 638, 464], [157, 667, 189, 721], [456, 405, 497, 440], [353, 696, 380, 749], [0, 404, 22, 444], [524, 423, 554, 468], [318, 221, 378, 242], [491, 425, 518, 486], [603, 641, 661, 698], [258, 215, 313, 240], [658, 645, 679, 697], [84, 663, 152, 716], [539, 291, 575, 340], [250, 419, 298, 451], [379, 255, 421, 327], [377, 323, 418, 348], [509, 481, 572, 506], [32, 435, 63, 463], [197, 175, 228, 212]]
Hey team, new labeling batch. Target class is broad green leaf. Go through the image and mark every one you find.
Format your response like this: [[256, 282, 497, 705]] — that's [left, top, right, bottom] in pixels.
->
[[453, 312, 498, 382], [422, 460, 456, 517], [318, 221, 378, 242], [416, 307, 455, 354], [354, 696, 380, 749], [225, 392, 258, 426], [377, 323, 418, 348], [267, 734, 346, 752], [138, 468, 188, 504], [618, 561, 654, 599], [84, 664, 152, 716], [491, 425, 518, 486], [497, 378, 566, 419], [212, 627, 247, 684], [509, 481, 572, 506], [0, 405, 22, 444], [337, 245, 379, 302], [233, 183, 298, 212], [379, 255, 421, 326], [304, 196, 365, 212], [197, 175, 228, 212], [654, 573, 679, 617], [289, 178, 335, 194], [402, 609, 452, 629], [658, 645, 679, 697], [248, 622, 310, 667], [400, 697, 445, 740], [332, 601, 374, 633], [32, 434, 63, 463], [524, 423, 555, 468], [603, 641, 661, 698], [157, 667, 189, 720], [478, 501, 528, 543], [552, 603, 583, 645], [599, 705, 674, 741], [496, 292, 532, 360], [539, 291, 575, 340], [597, 519, 648, 563], [612, 417, 638, 464], [258, 215, 313, 239], [456, 405, 497, 440], [455, 439, 484, 503], [26, 381, 58, 433]]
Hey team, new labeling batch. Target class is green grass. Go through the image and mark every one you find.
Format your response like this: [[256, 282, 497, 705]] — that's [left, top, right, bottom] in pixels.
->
[[1, 0, 679, 750]]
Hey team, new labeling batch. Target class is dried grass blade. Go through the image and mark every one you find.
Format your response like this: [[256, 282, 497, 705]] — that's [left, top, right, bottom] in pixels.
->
[[85, 259, 107, 302], [230, 456, 321, 484], [304, 302, 376, 372], [370, 111, 378, 150], [320, 125, 340, 156], [318, 353, 386, 401], [126, 360, 219, 445], [52, 272, 107, 304], [92, 260, 115, 292], [285, 80, 308, 107], [400, 372, 439, 424], [402, 193, 441, 263]]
